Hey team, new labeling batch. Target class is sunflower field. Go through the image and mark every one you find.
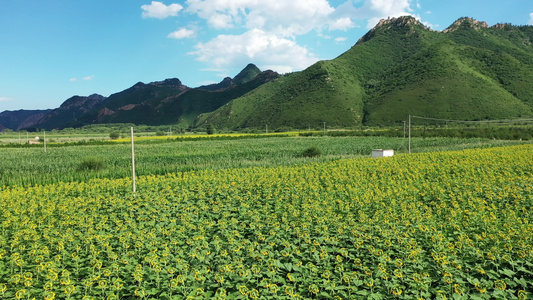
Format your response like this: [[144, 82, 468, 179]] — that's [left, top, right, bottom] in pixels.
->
[[0, 145, 532, 299]]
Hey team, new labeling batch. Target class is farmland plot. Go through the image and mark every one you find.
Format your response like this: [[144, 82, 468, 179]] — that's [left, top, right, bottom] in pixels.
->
[[0, 145, 531, 299]]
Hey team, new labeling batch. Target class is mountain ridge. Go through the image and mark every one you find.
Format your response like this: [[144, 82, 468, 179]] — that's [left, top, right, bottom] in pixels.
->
[[201, 16, 533, 129], [1, 16, 532, 131]]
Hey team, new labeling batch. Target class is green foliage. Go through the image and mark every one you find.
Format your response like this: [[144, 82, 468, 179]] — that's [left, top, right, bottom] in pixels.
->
[[109, 131, 120, 139], [206, 124, 215, 135], [155, 131, 165, 136], [300, 146, 322, 157], [77, 156, 105, 171]]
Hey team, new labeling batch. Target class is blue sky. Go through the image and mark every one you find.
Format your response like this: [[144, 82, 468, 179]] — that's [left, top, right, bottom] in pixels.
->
[[1, 0, 532, 111]]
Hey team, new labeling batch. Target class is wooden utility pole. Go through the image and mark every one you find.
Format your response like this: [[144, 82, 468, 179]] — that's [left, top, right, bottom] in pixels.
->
[[131, 127, 136, 193], [408, 115, 411, 154]]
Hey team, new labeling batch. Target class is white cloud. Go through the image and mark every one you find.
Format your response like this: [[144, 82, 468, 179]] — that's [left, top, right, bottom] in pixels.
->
[[69, 78, 77, 82], [529, 12, 533, 25], [83, 75, 94, 81], [329, 17, 356, 31], [142, 1, 183, 19], [0, 97, 11, 102], [168, 28, 195, 39], [208, 13, 235, 29], [335, 37, 347, 42], [189, 28, 318, 73], [185, 0, 337, 37]]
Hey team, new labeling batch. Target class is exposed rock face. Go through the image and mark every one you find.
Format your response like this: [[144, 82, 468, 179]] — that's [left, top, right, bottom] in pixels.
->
[[96, 107, 115, 122], [119, 104, 137, 111], [357, 16, 494, 45], [493, 23, 512, 30], [356, 16, 432, 44], [443, 17, 489, 33], [150, 78, 185, 88], [373, 16, 426, 30]]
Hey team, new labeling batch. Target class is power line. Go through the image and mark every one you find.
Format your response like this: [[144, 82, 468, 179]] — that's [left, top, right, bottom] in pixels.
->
[[407, 115, 532, 154], [410, 115, 533, 124]]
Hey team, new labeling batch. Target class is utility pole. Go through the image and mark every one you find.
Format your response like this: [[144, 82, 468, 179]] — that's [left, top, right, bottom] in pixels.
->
[[131, 127, 136, 193], [408, 115, 411, 154], [403, 121, 406, 138], [266, 124, 268, 134]]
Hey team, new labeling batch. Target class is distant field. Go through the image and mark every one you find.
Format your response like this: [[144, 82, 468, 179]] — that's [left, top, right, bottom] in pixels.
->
[[0, 134, 530, 187]]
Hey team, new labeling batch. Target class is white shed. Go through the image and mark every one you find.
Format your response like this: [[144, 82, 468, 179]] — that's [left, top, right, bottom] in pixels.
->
[[372, 149, 394, 158]]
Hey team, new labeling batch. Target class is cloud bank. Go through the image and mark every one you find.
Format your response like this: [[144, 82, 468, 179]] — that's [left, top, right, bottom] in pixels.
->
[[189, 28, 318, 73]]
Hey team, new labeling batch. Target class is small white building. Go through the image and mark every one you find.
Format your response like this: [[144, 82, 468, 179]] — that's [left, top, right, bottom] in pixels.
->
[[372, 149, 394, 158]]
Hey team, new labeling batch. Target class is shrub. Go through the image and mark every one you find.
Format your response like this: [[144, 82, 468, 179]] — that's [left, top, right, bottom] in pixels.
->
[[300, 146, 322, 158], [298, 132, 314, 137], [109, 132, 120, 140], [78, 157, 105, 171], [206, 125, 215, 135], [156, 131, 165, 136]]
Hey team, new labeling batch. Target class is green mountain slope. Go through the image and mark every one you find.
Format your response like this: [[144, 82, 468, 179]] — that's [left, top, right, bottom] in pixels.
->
[[363, 40, 533, 124], [197, 60, 365, 129], [203, 16, 533, 129]]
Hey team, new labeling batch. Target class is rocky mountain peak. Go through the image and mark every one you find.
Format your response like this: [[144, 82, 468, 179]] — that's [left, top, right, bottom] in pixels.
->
[[233, 63, 262, 85], [357, 15, 431, 44], [444, 17, 489, 33], [150, 78, 184, 87], [59, 94, 105, 110], [374, 15, 422, 29]]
